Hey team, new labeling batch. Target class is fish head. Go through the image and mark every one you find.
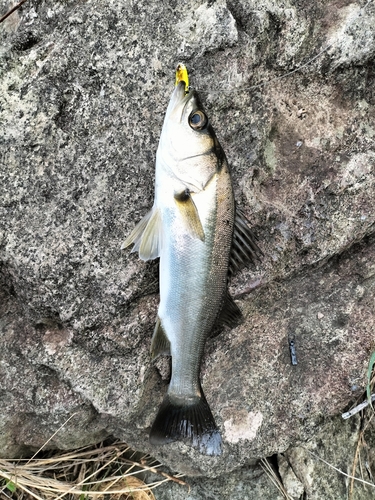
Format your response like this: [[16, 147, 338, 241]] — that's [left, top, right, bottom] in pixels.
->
[[157, 81, 226, 192]]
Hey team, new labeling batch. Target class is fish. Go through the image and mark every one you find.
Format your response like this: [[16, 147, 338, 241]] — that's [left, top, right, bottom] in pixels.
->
[[122, 64, 260, 455]]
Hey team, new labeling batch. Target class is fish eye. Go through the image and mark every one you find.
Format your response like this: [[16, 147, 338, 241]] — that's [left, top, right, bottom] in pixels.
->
[[188, 110, 208, 130]]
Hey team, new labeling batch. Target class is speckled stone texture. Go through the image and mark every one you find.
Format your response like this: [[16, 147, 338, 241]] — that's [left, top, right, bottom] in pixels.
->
[[0, 0, 374, 495]]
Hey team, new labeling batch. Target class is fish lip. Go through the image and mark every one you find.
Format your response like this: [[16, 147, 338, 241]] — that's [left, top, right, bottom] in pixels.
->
[[168, 81, 195, 123]]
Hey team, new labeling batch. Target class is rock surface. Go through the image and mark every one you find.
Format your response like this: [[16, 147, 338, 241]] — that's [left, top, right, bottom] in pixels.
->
[[151, 413, 375, 499], [0, 0, 374, 495]]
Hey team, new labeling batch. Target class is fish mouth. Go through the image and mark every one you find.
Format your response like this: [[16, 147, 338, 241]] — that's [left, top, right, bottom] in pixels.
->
[[165, 63, 197, 124], [172, 63, 195, 120], [168, 80, 195, 123]]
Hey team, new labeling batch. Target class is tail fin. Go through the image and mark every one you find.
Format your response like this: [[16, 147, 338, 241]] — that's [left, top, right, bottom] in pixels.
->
[[149, 390, 222, 456]]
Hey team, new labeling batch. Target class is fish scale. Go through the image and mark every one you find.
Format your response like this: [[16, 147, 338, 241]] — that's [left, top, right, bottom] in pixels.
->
[[162, 174, 233, 401]]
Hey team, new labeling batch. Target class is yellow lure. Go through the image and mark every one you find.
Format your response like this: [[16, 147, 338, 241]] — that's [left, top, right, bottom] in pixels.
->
[[175, 63, 189, 93]]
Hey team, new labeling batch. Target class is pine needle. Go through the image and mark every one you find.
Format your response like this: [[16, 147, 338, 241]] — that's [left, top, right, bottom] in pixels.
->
[[260, 458, 293, 500], [303, 447, 375, 489]]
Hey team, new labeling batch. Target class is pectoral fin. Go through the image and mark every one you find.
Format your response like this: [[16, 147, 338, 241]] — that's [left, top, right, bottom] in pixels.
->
[[229, 208, 263, 275], [174, 189, 205, 241], [151, 317, 171, 360], [121, 207, 162, 261]]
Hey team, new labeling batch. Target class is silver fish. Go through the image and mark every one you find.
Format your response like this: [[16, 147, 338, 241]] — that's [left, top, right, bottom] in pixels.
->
[[122, 65, 260, 455]]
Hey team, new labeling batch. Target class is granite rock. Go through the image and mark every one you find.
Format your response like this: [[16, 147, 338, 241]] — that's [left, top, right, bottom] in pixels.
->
[[0, 0, 374, 492]]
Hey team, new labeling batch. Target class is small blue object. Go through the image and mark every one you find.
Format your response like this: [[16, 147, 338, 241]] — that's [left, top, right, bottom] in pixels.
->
[[288, 333, 298, 365]]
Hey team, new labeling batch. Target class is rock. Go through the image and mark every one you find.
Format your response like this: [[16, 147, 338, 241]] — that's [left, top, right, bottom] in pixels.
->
[[0, 0, 374, 493], [282, 413, 375, 500], [152, 413, 375, 498], [327, 2, 375, 68], [145, 461, 286, 500], [278, 454, 305, 500], [176, 0, 238, 57]]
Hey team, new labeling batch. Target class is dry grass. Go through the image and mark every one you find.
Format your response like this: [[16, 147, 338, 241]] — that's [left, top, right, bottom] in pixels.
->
[[347, 354, 375, 500], [260, 458, 294, 500], [348, 414, 375, 500], [0, 441, 186, 500]]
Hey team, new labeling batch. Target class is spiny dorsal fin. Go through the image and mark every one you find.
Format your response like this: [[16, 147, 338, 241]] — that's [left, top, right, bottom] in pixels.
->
[[151, 317, 171, 360], [216, 292, 243, 329], [229, 208, 263, 275], [121, 207, 162, 261], [174, 189, 205, 241]]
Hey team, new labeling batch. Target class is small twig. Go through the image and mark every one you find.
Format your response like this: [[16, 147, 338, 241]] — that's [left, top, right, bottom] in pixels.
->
[[26, 413, 78, 464], [365, 461, 374, 482], [349, 432, 363, 500], [0, 0, 27, 24], [342, 395, 375, 420]]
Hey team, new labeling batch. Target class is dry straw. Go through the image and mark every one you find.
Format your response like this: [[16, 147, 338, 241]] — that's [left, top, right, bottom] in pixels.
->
[[0, 442, 186, 499]]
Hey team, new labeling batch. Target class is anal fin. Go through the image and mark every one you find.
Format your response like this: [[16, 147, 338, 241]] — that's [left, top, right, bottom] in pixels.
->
[[151, 317, 171, 360], [216, 292, 243, 329]]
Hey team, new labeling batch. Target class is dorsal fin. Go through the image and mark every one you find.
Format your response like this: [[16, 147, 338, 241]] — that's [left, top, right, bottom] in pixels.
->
[[151, 317, 171, 360], [216, 292, 243, 329], [229, 209, 262, 275], [174, 189, 205, 241]]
